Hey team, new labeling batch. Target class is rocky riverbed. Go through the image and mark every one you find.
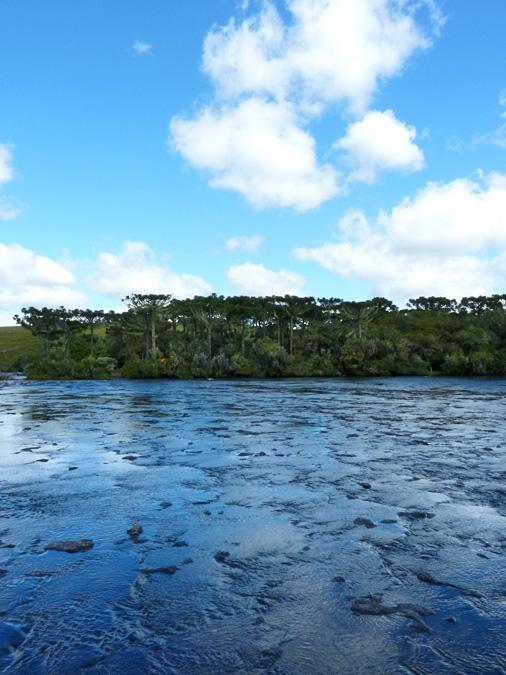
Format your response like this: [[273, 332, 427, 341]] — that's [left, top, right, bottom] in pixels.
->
[[1, 377, 506, 673]]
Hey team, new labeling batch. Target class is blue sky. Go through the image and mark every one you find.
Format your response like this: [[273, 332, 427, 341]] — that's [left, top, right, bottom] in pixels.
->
[[0, 0, 505, 322]]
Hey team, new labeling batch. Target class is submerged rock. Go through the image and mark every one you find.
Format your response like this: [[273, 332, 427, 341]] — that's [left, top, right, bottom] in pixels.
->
[[351, 596, 396, 616], [332, 575, 346, 583], [160, 500, 172, 509], [416, 571, 483, 597], [214, 550, 230, 563], [351, 595, 432, 633], [359, 482, 371, 489], [398, 511, 435, 520], [0, 621, 26, 654], [127, 524, 143, 537], [354, 517, 376, 529], [140, 566, 177, 575], [44, 539, 94, 553]]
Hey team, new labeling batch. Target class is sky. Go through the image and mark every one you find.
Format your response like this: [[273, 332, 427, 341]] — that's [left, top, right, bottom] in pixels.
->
[[0, 0, 505, 324]]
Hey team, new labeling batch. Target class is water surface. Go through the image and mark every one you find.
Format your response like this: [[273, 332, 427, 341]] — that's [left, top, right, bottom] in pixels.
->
[[1, 377, 506, 674]]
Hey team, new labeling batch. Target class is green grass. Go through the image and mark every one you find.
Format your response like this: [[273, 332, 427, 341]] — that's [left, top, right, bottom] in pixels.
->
[[0, 326, 40, 372]]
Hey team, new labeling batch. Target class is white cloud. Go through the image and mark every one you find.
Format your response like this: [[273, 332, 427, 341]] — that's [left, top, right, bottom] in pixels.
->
[[475, 92, 506, 150], [0, 144, 19, 220], [0, 242, 85, 325], [225, 234, 264, 252], [171, 98, 339, 210], [133, 41, 153, 55], [203, 0, 437, 111], [0, 144, 13, 185], [89, 241, 212, 299], [0, 200, 19, 221], [335, 109, 424, 183], [171, 0, 440, 210], [294, 172, 506, 300], [228, 261, 305, 295]]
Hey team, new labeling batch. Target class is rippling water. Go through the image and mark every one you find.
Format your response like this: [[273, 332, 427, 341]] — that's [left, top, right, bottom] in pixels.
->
[[1, 377, 506, 674]]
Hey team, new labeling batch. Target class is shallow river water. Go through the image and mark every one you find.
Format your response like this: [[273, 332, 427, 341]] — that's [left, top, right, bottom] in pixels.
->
[[1, 377, 506, 674]]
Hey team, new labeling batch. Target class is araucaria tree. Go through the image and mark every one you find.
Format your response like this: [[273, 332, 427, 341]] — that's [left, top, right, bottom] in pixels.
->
[[13, 293, 506, 379]]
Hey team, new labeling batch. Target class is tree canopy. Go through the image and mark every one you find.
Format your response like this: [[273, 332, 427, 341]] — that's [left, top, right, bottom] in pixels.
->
[[13, 293, 506, 379]]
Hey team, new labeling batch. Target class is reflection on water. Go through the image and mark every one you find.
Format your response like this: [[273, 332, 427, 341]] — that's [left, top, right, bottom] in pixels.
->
[[1, 377, 506, 673]]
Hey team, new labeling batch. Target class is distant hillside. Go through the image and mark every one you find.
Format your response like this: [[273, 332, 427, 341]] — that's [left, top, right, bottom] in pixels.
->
[[0, 326, 40, 372]]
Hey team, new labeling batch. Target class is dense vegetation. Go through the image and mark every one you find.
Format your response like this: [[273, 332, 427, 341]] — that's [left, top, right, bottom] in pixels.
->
[[10, 293, 506, 379]]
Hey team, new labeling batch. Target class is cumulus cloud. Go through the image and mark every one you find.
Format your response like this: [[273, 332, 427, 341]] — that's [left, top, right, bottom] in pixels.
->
[[0, 242, 85, 325], [203, 0, 437, 111], [133, 41, 153, 55], [88, 241, 212, 299], [335, 109, 424, 184], [228, 261, 305, 295], [293, 172, 506, 300], [225, 234, 264, 252], [171, 0, 439, 209], [171, 98, 339, 210]]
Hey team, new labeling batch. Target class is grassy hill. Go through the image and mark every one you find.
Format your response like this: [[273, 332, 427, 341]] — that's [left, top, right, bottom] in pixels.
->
[[0, 326, 40, 372]]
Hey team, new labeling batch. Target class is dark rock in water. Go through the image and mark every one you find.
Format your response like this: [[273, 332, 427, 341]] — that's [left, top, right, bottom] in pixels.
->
[[0, 570, 6, 578], [347, 494, 359, 500], [381, 519, 398, 524], [122, 455, 138, 461], [160, 500, 172, 509], [255, 451, 267, 457], [261, 646, 283, 666], [127, 524, 143, 537], [398, 511, 435, 520], [399, 608, 432, 633], [214, 550, 230, 563], [25, 571, 55, 577], [351, 596, 396, 616], [359, 482, 371, 489], [172, 541, 188, 548], [183, 558, 194, 565], [416, 571, 483, 598], [68, 466, 78, 471], [351, 595, 432, 633], [354, 517, 375, 529], [44, 539, 94, 553], [0, 621, 26, 654], [141, 566, 177, 575], [36, 458, 49, 463], [395, 603, 433, 617], [0, 538, 13, 550], [416, 571, 443, 585], [446, 616, 457, 623], [332, 575, 346, 583]]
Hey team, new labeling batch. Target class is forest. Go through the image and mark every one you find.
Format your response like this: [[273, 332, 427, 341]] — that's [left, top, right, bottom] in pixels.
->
[[11, 293, 506, 379]]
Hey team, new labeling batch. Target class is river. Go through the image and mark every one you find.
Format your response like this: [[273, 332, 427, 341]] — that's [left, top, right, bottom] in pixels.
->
[[1, 377, 506, 673]]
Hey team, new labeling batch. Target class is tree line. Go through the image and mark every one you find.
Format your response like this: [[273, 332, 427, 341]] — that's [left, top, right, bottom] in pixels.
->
[[12, 293, 506, 379]]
